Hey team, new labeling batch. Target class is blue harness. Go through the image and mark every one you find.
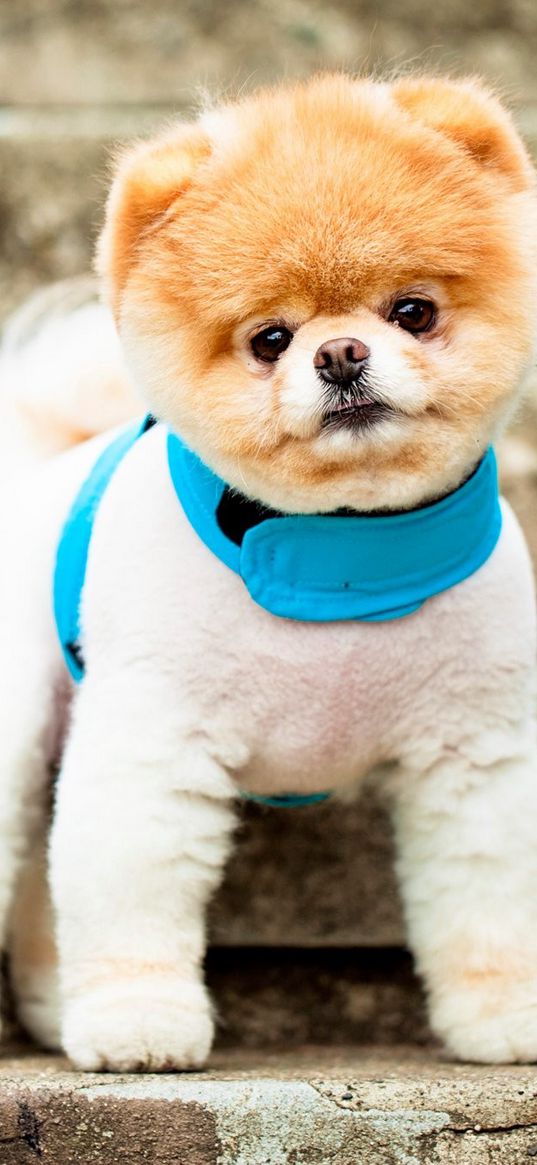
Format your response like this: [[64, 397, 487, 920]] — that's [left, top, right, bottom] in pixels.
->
[[53, 416, 502, 808]]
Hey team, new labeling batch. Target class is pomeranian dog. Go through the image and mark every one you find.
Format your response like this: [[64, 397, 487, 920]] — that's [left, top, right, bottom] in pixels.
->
[[1, 74, 537, 1072]]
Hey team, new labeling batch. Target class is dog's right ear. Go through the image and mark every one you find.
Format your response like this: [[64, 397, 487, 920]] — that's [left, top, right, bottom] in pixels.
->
[[391, 77, 534, 193], [97, 124, 212, 317]]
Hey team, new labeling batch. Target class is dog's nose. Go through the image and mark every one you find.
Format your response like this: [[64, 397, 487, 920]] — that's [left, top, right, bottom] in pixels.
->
[[314, 337, 370, 383]]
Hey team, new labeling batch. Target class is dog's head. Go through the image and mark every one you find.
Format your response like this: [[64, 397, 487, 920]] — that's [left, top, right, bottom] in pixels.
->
[[98, 75, 537, 512]]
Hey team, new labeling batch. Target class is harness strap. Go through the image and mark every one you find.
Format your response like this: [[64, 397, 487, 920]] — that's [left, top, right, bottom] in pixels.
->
[[53, 415, 155, 680], [244, 791, 331, 808], [52, 415, 327, 808]]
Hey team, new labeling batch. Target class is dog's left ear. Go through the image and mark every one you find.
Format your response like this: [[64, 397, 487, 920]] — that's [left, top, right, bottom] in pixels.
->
[[391, 77, 535, 192], [97, 123, 212, 316]]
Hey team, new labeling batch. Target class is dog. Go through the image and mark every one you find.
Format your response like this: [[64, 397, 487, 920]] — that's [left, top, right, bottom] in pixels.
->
[[1, 73, 537, 1071]]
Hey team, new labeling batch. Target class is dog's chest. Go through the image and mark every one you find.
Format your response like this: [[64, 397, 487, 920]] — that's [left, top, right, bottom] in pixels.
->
[[124, 504, 442, 794], [180, 609, 411, 791], [85, 432, 502, 796]]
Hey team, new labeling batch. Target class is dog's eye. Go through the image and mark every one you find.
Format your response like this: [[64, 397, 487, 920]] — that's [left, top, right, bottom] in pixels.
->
[[389, 299, 436, 334], [251, 326, 293, 362]]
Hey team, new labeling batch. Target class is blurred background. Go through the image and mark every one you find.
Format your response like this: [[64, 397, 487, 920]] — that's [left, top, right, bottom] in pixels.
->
[[1, 0, 537, 1052]]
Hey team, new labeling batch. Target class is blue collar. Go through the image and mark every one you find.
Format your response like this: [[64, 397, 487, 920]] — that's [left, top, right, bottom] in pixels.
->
[[167, 431, 502, 624], [54, 417, 502, 671]]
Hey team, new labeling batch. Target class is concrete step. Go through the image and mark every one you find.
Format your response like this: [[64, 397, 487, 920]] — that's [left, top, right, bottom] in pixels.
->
[[1, 1043, 537, 1163], [211, 798, 404, 948], [205, 947, 428, 1048]]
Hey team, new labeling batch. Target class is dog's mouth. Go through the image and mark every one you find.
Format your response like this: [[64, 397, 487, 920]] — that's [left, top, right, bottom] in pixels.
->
[[321, 387, 395, 433]]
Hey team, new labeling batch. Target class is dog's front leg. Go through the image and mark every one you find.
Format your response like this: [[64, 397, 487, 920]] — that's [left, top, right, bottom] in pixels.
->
[[392, 733, 537, 1063], [50, 673, 237, 1072]]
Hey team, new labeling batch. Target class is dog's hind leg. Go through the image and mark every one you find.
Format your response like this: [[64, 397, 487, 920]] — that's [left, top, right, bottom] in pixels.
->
[[0, 483, 67, 1044], [0, 658, 60, 1042], [8, 831, 61, 1050]]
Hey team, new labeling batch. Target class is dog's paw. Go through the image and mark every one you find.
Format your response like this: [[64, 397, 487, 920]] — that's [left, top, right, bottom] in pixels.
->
[[432, 981, 537, 1063], [62, 978, 214, 1072]]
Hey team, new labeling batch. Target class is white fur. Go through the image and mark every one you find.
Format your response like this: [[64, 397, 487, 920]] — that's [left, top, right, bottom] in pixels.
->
[[1, 419, 537, 1068], [8, 836, 61, 1049]]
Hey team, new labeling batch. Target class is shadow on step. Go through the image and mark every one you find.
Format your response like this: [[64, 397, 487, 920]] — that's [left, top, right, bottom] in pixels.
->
[[206, 945, 432, 1049]]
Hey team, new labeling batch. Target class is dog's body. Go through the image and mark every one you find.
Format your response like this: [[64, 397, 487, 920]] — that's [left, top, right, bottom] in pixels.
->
[[2, 74, 537, 1070], [3, 418, 537, 1068]]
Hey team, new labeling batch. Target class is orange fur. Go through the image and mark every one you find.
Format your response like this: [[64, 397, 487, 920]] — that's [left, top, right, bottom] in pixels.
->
[[97, 74, 537, 513]]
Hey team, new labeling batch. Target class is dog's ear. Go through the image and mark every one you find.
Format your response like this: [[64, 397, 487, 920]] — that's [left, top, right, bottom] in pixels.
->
[[97, 124, 212, 315], [391, 77, 534, 192]]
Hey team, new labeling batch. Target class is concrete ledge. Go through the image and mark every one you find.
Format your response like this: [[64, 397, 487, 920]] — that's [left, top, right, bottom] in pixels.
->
[[205, 947, 428, 1047], [1, 1045, 537, 1163], [210, 799, 404, 948]]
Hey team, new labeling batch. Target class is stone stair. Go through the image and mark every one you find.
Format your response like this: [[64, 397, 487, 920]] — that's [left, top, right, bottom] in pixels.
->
[[2, 2, 537, 1160], [3, 1044, 537, 1164]]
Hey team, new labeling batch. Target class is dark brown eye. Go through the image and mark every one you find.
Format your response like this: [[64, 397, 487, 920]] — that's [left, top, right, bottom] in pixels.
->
[[389, 298, 436, 334], [251, 326, 293, 362]]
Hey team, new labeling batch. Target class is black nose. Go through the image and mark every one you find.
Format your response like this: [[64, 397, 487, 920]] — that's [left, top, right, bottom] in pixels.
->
[[314, 337, 370, 384]]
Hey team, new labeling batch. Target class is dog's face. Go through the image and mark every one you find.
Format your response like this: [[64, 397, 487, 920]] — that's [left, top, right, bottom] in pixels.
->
[[99, 76, 537, 512]]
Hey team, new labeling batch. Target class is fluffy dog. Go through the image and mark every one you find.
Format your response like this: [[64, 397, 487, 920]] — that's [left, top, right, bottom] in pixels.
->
[[2, 74, 537, 1071]]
